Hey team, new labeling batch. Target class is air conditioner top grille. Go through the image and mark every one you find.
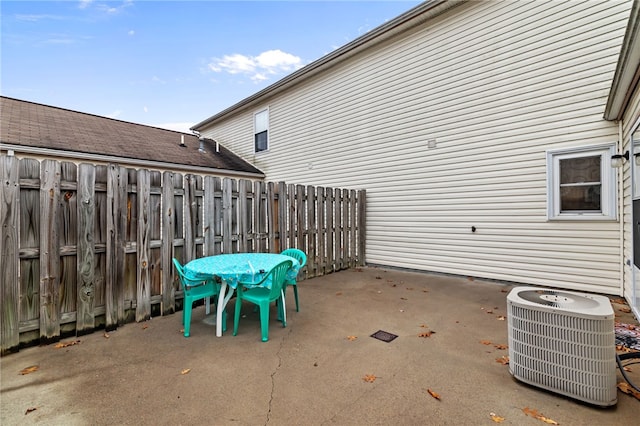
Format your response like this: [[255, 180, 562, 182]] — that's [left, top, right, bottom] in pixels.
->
[[507, 287, 613, 319]]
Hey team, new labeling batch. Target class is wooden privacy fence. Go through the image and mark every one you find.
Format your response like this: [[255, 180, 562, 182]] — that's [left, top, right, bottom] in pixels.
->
[[0, 156, 365, 354]]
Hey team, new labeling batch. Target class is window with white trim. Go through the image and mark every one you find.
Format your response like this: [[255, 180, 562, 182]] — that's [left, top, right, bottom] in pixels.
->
[[254, 109, 269, 153], [547, 144, 617, 220]]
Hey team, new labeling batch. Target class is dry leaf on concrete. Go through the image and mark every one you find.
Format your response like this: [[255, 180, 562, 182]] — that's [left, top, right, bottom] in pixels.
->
[[20, 365, 39, 375], [496, 356, 509, 365], [54, 340, 81, 348], [363, 374, 377, 383], [489, 412, 505, 423], [427, 389, 441, 400]]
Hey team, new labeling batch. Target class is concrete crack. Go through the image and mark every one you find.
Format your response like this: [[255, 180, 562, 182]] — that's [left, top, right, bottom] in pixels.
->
[[265, 327, 292, 425]]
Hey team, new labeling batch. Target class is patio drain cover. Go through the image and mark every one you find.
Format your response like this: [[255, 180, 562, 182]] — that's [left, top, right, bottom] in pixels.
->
[[371, 330, 398, 343]]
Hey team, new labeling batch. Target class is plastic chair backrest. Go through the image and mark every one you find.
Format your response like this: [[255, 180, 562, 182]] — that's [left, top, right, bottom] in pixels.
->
[[281, 248, 307, 268], [172, 258, 206, 289], [255, 260, 292, 299]]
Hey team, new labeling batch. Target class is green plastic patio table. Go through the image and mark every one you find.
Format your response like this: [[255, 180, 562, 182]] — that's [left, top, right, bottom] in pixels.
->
[[184, 253, 300, 337]]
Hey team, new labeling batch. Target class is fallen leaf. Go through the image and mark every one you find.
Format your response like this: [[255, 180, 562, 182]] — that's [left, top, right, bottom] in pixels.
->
[[611, 298, 627, 305], [618, 382, 640, 400], [494, 344, 508, 350], [346, 335, 357, 341], [486, 310, 494, 314], [427, 389, 441, 400], [363, 374, 377, 383], [54, 340, 81, 348], [335, 292, 343, 296], [418, 331, 435, 337], [619, 307, 632, 313], [419, 324, 429, 328], [522, 407, 559, 424], [623, 366, 632, 372], [103, 332, 110, 338], [181, 368, 191, 375], [496, 356, 509, 365], [480, 340, 492, 345], [375, 276, 382, 280], [616, 345, 639, 353], [496, 316, 506, 321], [142, 324, 149, 330], [25, 407, 37, 415], [489, 412, 505, 423], [20, 365, 39, 375]]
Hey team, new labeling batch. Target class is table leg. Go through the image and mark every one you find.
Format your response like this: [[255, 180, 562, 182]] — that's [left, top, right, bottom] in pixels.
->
[[216, 282, 235, 337]]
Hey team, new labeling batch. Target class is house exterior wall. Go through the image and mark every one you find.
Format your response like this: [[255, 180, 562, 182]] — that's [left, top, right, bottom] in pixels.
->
[[199, 0, 633, 294]]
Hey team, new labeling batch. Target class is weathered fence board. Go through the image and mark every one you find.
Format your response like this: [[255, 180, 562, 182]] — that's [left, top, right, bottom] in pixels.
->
[[39, 160, 61, 342], [77, 163, 95, 332], [1, 155, 20, 352], [0, 155, 365, 354], [136, 169, 151, 322]]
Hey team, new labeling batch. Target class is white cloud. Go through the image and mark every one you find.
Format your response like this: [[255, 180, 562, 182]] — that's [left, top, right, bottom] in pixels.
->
[[15, 14, 64, 22], [78, 0, 93, 9], [208, 49, 302, 82], [143, 106, 148, 113], [128, 30, 135, 36], [80, 0, 134, 15], [155, 122, 195, 133], [107, 110, 122, 119]]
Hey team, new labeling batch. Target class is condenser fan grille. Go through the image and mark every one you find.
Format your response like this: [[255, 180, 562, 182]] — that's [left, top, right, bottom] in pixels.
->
[[517, 290, 601, 310]]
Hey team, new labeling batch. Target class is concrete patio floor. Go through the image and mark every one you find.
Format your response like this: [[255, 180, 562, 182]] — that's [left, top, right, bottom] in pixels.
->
[[1, 266, 639, 425]]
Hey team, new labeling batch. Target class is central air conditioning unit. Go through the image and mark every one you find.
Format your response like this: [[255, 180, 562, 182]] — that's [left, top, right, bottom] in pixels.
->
[[507, 286, 617, 406]]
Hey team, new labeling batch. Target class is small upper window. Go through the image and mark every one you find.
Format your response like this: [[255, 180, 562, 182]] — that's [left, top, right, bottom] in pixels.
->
[[547, 144, 617, 220], [254, 109, 269, 152]]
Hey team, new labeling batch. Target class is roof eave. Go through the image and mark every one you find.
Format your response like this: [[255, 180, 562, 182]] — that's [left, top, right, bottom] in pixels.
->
[[192, 0, 461, 131], [604, 1, 640, 122], [0, 143, 265, 179]]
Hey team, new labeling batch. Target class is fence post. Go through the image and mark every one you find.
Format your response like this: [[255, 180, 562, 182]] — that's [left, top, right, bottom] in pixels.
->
[[357, 190, 366, 266]]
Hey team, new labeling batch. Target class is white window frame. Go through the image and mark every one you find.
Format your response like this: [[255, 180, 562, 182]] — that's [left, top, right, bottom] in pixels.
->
[[546, 143, 617, 220], [254, 108, 269, 153]]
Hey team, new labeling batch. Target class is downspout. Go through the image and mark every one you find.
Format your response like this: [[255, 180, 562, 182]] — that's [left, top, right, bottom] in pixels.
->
[[619, 119, 625, 297]]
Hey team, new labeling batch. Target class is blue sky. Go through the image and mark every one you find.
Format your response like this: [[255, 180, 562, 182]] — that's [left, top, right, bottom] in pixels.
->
[[1, 0, 421, 132]]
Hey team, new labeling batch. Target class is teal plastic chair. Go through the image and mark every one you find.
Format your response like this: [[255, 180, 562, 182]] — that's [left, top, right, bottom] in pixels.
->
[[281, 248, 307, 312], [172, 258, 226, 337], [233, 260, 293, 342]]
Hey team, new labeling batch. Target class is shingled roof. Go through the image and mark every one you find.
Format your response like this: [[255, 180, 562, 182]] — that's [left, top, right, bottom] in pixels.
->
[[0, 96, 263, 178]]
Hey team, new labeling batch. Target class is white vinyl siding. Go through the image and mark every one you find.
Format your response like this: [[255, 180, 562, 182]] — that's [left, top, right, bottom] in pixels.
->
[[201, 0, 631, 294]]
